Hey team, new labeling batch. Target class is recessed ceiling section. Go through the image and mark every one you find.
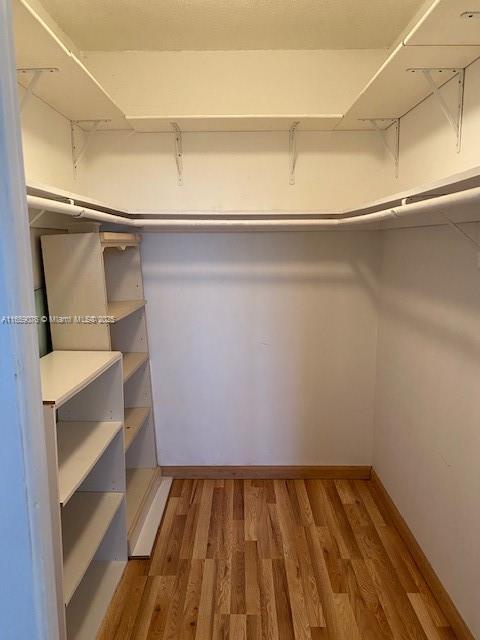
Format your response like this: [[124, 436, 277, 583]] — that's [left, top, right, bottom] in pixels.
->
[[38, 0, 426, 51]]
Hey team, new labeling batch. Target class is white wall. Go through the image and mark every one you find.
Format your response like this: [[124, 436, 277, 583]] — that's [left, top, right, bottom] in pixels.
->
[[142, 231, 380, 465], [83, 129, 390, 211], [19, 86, 80, 192], [373, 225, 480, 637]]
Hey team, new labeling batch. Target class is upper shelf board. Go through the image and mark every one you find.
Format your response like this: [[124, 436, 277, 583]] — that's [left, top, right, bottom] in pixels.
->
[[13, 0, 125, 123], [406, 0, 480, 46], [40, 351, 121, 407], [338, 44, 480, 130], [126, 115, 343, 133]]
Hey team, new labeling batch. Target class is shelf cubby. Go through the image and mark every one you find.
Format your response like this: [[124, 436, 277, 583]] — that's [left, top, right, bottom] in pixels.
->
[[124, 407, 150, 451]]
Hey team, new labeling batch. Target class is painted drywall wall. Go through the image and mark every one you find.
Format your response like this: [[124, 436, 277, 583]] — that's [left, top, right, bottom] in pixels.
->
[[373, 225, 480, 637], [83, 129, 391, 211], [83, 49, 386, 116], [19, 85, 81, 192], [142, 231, 380, 465]]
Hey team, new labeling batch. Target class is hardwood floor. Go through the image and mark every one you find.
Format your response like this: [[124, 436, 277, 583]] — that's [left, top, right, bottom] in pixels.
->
[[99, 479, 457, 639]]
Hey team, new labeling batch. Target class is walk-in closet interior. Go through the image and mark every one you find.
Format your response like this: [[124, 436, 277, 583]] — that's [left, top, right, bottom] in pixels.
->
[[1, 0, 480, 638]]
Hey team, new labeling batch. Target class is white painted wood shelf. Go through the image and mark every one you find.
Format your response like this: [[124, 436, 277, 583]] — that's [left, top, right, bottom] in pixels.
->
[[123, 352, 149, 384], [13, 0, 125, 124], [107, 300, 146, 323], [62, 492, 123, 605], [40, 351, 121, 407], [126, 467, 158, 534], [57, 421, 123, 506], [66, 561, 125, 640], [124, 407, 150, 451]]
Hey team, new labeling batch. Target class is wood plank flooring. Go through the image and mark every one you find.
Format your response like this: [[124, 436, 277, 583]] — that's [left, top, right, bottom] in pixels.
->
[[99, 479, 457, 639]]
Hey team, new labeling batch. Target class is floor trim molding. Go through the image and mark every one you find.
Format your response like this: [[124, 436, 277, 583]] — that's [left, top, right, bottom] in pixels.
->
[[161, 465, 372, 479], [370, 469, 474, 640]]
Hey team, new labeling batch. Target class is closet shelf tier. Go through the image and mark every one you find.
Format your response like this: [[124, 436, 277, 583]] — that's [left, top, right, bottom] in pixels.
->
[[40, 351, 122, 407], [124, 407, 151, 451], [122, 352, 149, 384], [107, 300, 146, 322], [62, 492, 123, 605]]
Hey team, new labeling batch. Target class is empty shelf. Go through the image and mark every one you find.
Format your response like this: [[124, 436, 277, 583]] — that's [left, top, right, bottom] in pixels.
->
[[66, 560, 125, 640], [107, 300, 146, 322], [57, 421, 123, 505], [124, 407, 150, 451], [13, 1, 125, 123], [122, 352, 149, 384], [62, 492, 123, 604], [126, 467, 158, 535], [40, 351, 122, 407]]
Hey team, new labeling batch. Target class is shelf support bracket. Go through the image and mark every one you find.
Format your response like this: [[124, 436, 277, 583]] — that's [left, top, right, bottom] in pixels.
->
[[17, 67, 58, 112], [29, 209, 46, 227], [407, 68, 465, 152], [443, 214, 480, 249], [170, 122, 183, 186], [71, 120, 109, 174], [362, 118, 400, 177], [289, 121, 300, 185]]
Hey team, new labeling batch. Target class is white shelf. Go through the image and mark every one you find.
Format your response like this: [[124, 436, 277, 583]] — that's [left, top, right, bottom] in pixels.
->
[[40, 351, 122, 408], [130, 477, 173, 557], [124, 407, 150, 451], [127, 114, 343, 133], [126, 467, 158, 534], [66, 560, 125, 640], [107, 300, 146, 323], [13, 0, 126, 123], [339, 43, 480, 130], [62, 492, 123, 604], [57, 421, 122, 506], [122, 352, 149, 384]]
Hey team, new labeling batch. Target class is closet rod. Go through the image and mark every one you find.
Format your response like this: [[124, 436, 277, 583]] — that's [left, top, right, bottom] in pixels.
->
[[26, 185, 480, 231]]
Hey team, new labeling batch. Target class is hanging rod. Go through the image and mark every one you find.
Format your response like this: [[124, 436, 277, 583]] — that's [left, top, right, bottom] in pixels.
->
[[25, 185, 480, 231]]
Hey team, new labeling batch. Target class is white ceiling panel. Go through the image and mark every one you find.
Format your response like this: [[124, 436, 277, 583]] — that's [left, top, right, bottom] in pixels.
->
[[38, 0, 426, 51], [406, 0, 480, 46]]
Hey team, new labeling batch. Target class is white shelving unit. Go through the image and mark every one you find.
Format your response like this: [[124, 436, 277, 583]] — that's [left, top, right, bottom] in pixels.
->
[[41, 231, 172, 557], [40, 350, 127, 640]]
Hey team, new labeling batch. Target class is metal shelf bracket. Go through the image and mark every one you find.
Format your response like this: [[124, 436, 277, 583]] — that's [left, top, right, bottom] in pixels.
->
[[170, 122, 183, 186], [443, 214, 480, 247], [70, 120, 109, 174], [17, 67, 58, 111], [289, 121, 300, 185], [407, 68, 465, 152], [362, 118, 400, 177]]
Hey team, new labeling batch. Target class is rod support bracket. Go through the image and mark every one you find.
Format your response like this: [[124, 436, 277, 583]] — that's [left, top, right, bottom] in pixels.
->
[[407, 67, 465, 152], [17, 67, 59, 111], [170, 122, 183, 186], [289, 121, 300, 185], [361, 118, 400, 177]]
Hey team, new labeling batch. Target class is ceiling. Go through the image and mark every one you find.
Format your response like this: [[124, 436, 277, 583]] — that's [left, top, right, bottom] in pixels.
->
[[38, 0, 427, 51]]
